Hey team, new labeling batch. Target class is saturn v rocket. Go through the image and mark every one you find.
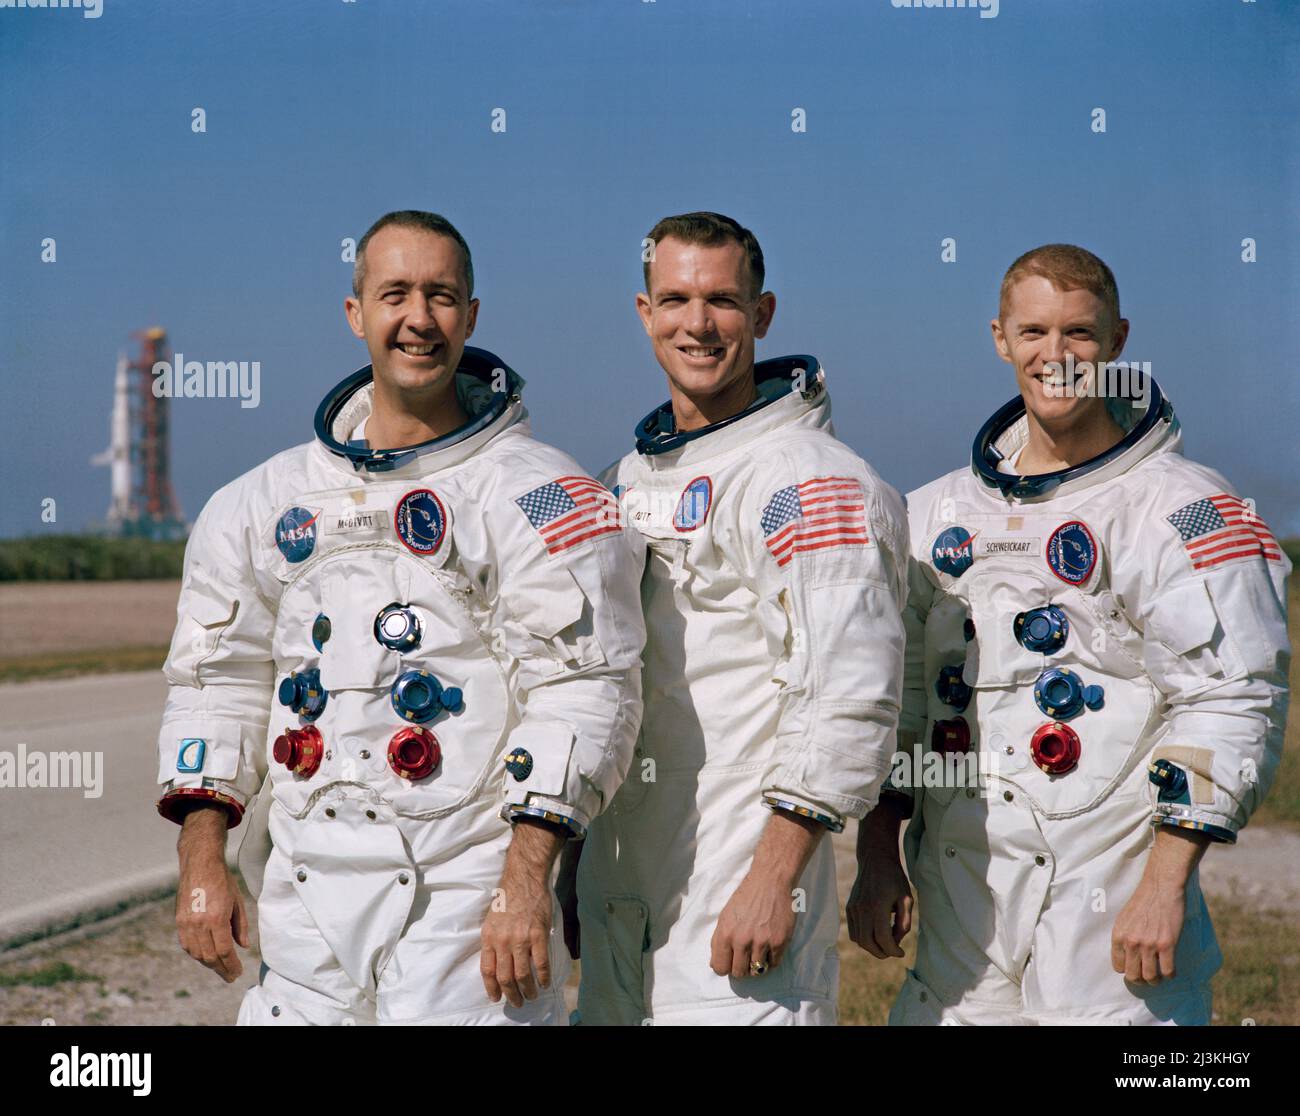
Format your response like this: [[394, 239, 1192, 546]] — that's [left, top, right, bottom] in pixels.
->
[[91, 328, 185, 540], [91, 350, 133, 531]]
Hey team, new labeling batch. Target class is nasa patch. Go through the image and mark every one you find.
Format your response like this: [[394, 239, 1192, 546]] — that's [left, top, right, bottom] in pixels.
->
[[673, 476, 712, 532], [1046, 520, 1098, 585], [395, 488, 448, 556], [275, 506, 319, 563], [932, 526, 975, 578]]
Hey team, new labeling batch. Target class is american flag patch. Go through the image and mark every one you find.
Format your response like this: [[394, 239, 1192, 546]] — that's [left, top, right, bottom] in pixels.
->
[[515, 475, 621, 556], [1166, 494, 1282, 571], [760, 476, 869, 568]]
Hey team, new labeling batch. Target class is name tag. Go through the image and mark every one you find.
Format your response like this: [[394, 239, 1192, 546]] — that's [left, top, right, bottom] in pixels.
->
[[326, 509, 389, 535], [976, 536, 1042, 559]]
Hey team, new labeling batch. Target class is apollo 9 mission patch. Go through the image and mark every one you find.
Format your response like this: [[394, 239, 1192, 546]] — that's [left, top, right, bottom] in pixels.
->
[[394, 488, 448, 556], [1046, 520, 1097, 585]]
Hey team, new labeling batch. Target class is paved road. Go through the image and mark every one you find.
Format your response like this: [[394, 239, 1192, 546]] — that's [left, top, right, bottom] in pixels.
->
[[0, 671, 247, 947]]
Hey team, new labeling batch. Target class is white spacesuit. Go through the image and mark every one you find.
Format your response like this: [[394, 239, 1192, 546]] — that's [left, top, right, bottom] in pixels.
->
[[889, 377, 1290, 1025], [155, 348, 645, 1026], [577, 356, 909, 1025]]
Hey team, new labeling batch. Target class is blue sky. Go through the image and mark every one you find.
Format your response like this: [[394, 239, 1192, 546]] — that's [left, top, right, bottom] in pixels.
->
[[1, 0, 1296, 538]]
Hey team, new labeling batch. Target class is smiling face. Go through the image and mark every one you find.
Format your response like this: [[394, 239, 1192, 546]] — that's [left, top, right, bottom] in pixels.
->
[[636, 236, 775, 429], [991, 274, 1129, 432], [344, 225, 478, 405]]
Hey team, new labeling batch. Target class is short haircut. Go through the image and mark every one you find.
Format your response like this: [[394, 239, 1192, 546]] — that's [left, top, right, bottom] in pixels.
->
[[999, 243, 1120, 325], [643, 211, 766, 299], [352, 210, 474, 299]]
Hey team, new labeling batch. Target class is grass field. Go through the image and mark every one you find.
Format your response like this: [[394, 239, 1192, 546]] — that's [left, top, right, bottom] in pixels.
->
[[0, 646, 168, 683], [1247, 577, 1299, 830]]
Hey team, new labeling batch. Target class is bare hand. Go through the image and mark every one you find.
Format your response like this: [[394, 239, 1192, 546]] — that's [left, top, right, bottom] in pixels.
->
[[1110, 826, 1208, 984], [480, 820, 564, 1007], [175, 806, 248, 983], [710, 810, 823, 979], [555, 839, 582, 961], [710, 871, 798, 979], [1111, 874, 1185, 984], [846, 847, 913, 959], [847, 793, 912, 958]]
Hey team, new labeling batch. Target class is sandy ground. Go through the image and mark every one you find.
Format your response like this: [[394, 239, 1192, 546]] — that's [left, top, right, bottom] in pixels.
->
[[0, 581, 180, 658], [0, 897, 259, 1027]]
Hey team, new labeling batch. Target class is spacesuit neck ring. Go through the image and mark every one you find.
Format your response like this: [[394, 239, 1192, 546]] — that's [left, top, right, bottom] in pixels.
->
[[314, 345, 524, 473], [634, 353, 822, 456], [970, 370, 1171, 499]]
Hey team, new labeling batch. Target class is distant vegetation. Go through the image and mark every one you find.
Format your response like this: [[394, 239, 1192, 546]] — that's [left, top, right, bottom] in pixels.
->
[[0, 535, 187, 581], [1, 534, 1295, 581]]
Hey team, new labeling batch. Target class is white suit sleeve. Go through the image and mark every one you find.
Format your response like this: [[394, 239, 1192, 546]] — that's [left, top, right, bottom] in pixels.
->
[[155, 480, 278, 827], [899, 558, 937, 740], [882, 553, 937, 802], [490, 469, 646, 838], [1132, 488, 1291, 842], [745, 455, 909, 831]]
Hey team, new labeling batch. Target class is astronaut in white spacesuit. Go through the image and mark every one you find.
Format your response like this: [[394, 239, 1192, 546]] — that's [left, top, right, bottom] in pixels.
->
[[158, 210, 644, 1025], [848, 243, 1290, 1025], [569, 212, 909, 1025]]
